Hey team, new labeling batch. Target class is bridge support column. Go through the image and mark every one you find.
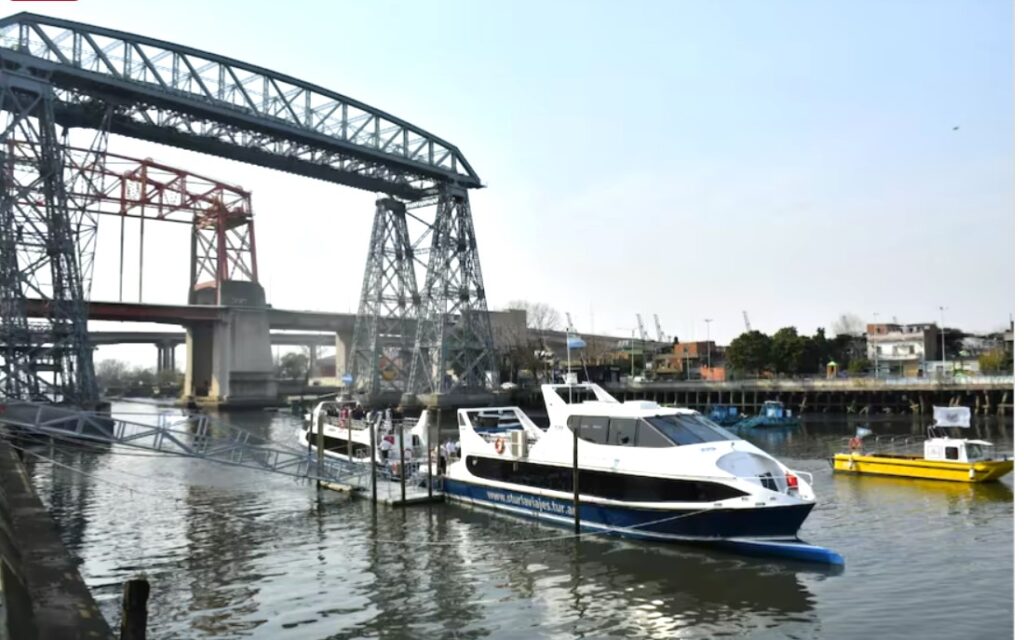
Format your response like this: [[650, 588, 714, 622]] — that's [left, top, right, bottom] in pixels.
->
[[335, 332, 349, 380], [182, 285, 277, 407], [156, 342, 176, 373]]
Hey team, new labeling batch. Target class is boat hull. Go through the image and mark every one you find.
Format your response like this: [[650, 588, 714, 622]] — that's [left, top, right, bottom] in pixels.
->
[[832, 453, 1014, 483], [443, 478, 814, 541]]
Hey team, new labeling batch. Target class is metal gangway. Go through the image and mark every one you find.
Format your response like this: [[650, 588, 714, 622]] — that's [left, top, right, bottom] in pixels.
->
[[0, 400, 367, 486]]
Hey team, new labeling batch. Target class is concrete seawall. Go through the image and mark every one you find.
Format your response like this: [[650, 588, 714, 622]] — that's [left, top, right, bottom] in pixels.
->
[[0, 440, 112, 639]]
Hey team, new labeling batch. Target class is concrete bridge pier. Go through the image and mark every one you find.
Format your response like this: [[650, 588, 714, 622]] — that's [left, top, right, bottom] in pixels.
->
[[156, 341, 177, 373], [335, 332, 349, 381], [183, 309, 277, 408], [183, 282, 278, 408]]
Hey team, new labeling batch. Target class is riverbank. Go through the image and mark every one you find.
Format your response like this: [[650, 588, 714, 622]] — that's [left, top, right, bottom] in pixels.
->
[[0, 440, 111, 639]]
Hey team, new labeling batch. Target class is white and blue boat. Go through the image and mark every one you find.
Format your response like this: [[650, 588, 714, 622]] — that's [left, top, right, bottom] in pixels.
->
[[443, 383, 818, 544]]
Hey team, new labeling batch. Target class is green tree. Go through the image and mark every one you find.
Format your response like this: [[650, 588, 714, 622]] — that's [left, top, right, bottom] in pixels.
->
[[276, 352, 309, 379], [978, 349, 1007, 374], [726, 331, 772, 376], [770, 327, 804, 375], [156, 368, 183, 386], [130, 367, 156, 388], [95, 359, 129, 389], [847, 357, 871, 374]]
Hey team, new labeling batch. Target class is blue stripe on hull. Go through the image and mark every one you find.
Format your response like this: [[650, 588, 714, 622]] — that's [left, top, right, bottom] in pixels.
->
[[443, 478, 813, 541]]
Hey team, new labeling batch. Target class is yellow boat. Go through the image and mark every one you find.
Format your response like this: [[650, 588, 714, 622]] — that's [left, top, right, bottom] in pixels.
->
[[831, 407, 1013, 484]]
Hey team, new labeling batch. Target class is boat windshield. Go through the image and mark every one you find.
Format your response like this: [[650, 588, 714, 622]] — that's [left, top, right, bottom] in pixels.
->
[[966, 443, 990, 460], [645, 414, 740, 445]]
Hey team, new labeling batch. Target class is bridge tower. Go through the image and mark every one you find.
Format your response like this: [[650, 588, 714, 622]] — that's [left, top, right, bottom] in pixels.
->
[[0, 71, 98, 405], [349, 198, 420, 403], [188, 196, 258, 305], [407, 186, 496, 396]]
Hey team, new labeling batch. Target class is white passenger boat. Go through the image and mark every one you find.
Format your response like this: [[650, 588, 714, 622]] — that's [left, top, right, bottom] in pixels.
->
[[443, 383, 817, 542], [296, 400, 428, 467]]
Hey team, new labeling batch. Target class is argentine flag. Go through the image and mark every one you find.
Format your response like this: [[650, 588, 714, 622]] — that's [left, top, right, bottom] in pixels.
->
[[567, 335, 586, 350]]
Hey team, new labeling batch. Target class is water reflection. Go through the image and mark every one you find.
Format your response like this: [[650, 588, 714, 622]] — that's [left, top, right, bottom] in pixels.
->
[[406, 505, 821, 639], [183, 486, 265, 636], [18, 404, 1012, 639]]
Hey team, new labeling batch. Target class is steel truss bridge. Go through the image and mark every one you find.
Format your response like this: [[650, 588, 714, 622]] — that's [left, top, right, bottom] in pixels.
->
[[0, 12, 497, 408]]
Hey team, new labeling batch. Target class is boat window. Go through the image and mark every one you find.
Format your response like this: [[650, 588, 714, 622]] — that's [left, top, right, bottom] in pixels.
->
[[635, 420, 673, 448], [572, 416, 609, 444], [945, 446, 960, 461], [645, 414, 740, 446], [608, 418, 638, 446], [966, 443, 987, 460], [556, 387, 601, 403]]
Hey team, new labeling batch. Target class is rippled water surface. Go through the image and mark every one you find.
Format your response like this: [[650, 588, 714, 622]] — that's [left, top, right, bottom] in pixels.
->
[[24, 403, 1013, 639]]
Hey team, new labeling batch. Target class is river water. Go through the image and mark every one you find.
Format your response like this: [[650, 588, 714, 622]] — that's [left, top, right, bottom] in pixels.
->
[[22, 402, 1013, 639]]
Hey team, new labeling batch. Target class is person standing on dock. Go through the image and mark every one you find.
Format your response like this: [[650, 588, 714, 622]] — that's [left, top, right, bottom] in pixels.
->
[[380, 433, 394, 462], [438, 444, 448, 476]]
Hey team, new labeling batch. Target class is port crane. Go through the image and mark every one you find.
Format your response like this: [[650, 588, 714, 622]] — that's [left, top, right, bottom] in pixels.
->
[[636, 314, 649, 343], [653, 314, 666, 343]]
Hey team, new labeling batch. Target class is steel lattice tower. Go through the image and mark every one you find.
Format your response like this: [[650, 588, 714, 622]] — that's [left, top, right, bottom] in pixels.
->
[[349, 198, 420, 399], [0, 71, 98, 405], [61, 111, 111, 300], [408, 186, 496, 394]]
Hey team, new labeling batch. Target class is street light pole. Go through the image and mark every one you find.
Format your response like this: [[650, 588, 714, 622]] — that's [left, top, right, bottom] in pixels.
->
[[631, 328, 635, 379], [939, 305, 947, 376], [872, 312, 879, 378], [703, 318, 712, 374]]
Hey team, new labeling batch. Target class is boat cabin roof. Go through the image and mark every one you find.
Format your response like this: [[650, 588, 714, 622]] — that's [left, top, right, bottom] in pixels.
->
[[926, 436, 993, 446]]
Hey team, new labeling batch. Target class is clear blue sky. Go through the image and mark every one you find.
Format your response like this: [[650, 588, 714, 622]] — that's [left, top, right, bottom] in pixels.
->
[[21, 0, 1012, 364]]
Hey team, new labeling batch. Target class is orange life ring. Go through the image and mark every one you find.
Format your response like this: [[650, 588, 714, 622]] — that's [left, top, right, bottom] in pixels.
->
[[849, 436, 862, 450], [494, 437, 506, 454]]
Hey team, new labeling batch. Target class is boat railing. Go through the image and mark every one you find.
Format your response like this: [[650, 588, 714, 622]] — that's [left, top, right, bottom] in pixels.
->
[[837, 434, 927, 455], [792, 470, 814, 486]]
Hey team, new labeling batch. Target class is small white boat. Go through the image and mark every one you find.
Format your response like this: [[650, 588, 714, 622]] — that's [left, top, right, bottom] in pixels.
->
[[297, 401, 428, 469], [443, 383, 817, 543]]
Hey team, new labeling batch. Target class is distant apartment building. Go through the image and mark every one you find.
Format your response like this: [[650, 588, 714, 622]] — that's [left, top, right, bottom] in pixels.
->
[[866, 323, 938, 377], [653, 341, 725, 380]]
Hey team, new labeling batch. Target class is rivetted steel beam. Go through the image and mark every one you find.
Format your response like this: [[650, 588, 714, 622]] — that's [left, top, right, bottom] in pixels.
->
[[0, 12, 481, 199]]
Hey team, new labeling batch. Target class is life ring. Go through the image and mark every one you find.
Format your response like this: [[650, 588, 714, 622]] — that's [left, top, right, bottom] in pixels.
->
[[494, 437, 506, 454], [849, 437, 862, 450]]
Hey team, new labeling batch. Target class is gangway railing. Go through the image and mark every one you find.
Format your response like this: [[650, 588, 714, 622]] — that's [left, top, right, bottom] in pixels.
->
[[0, 400, 365, 486]]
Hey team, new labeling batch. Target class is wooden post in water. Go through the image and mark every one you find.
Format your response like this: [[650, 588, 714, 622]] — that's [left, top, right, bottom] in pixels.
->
[[369, 415, 378, 503], [572, 422, 580, 535], [426, 409, 433, 498], [347, 417, 353, 460], [398, 417, 407, 504], [316, 412, 325, 491], [435, 409, 444, 492], [119, 578, 150, 640]]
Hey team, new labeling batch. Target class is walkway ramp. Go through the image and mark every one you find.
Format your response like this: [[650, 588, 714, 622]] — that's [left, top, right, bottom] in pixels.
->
[[0, 401, 364, 486]]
